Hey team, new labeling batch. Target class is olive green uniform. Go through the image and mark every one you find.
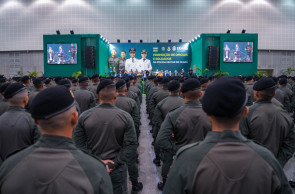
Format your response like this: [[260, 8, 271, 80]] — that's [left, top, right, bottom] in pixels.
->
[[73, 87, 96, 113], [126, 90, 140, 109], [156, 101, 211, 181], [163, 130, 292, 194], [0, 98, 9, 116], [149, 88, 169, 124], [240, 100, 295, 166], [73, 103, 137, 194], [0, 135, 113, 194], [0, 106, 40, 164]]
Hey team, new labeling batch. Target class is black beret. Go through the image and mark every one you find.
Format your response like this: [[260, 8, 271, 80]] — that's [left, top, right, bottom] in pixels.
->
[[116, 80, 126, 89], [124, 77, 130, 83], [245, 76, 253, 81], [202, 77, 247, 118], [156, 77, 163, 83], [79, 77, 89, 83], [161, 77, 170, 84], [0, 83, 11, 94], [4, 83, 27, 99], [92, 74, 99, 79], [200, 78, 208, 85], [58, 79, 72, 88], [0, 78, 6, 83], [129, 48, 136, 52], [97, 79, 115, 94], [31, 86, 75, 120], [279, 78, 287, 85], [54, 76, 62, 84], [253, 77, 276, 91], [179, 78, 184, 83], [72, 79, 78, 84], [129, 76, 134, 81], [272, 77, 278, 83], [44, 79, 51, 85], [181, 78, 201, 93], [168, 80, 180, 91], [21, 76, 30, 83], [33, 78, 43, 85]]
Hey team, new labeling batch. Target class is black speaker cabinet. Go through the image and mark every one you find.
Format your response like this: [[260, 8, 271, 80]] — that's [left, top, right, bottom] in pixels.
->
[[84, 46, 95, 68]]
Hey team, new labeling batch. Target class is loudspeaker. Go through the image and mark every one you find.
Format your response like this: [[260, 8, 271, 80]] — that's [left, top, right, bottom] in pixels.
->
[[84, 46, 95, 68], [208, 46, 219, 68]]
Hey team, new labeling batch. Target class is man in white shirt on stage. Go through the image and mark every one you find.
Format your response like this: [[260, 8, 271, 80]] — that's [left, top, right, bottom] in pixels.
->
[[125, 48, 138, 73], [138, 49, 152, 72]]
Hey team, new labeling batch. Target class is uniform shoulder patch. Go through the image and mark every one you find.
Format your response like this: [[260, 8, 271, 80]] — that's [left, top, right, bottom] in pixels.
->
[[176, 142, 200, 158]]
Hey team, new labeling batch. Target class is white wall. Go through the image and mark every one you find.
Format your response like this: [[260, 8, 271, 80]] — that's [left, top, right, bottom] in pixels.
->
[[0, 0, 294, 51]]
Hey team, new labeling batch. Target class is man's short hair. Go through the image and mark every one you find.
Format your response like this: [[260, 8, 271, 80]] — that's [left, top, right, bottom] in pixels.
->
[[99, 85, 116, 101], [257, 87, 275, 101], [121, 50, 126, 54], [8, 89, 28, 105], [183, 89, 201, 100], [37, 106, 76, 132]]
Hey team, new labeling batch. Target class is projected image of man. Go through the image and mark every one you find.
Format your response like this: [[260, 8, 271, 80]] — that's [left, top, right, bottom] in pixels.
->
[[47, 46, 54, 64], [138, 49, 152, 73], [118, 50, 127, 74], [108, 48, 120, 75], [69, 44, 77, 64], [234, 44, 241, 62], [223, 44, 230, 62], [57, 46, 65, 64], [245, 42, 253, 62]]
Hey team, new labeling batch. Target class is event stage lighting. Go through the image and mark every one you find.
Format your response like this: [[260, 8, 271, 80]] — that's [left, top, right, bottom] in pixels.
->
[[168, 40, 171, 43], [242, 28, 246, 33], [157, 40, 160, 43], [197, 34, 201, 38], [140, 40, 143, 43], [128, 40, 131, 43], [117, 39, 120, 43], [227, 29, 231, 34], [179, 39, 182, 43], [70, 29, 74, 35], [56, 30, 60, 35]]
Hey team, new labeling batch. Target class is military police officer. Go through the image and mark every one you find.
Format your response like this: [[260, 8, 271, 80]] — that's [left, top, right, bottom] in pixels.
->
[[240, 77, 295, 166], [156, 78, 211, 190], [73, 80, 140, 194], [0, 86, 113, 194], [163, 77, 292, 194], [0, 83, 40, 164], [73, 77, 96, 113]]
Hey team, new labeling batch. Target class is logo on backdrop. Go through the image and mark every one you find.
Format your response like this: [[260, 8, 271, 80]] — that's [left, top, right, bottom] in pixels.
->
[[161, 47, 165, 51], [172, 46, 177, 51], [167, 47, 171, 51]]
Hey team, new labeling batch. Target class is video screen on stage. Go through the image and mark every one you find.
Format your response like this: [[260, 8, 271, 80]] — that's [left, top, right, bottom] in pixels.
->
[[47, 44, 77, 64], [223, 42, 253, 63]]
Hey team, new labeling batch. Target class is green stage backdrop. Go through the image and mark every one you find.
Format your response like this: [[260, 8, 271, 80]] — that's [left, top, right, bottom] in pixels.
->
[[190, 33, 258, 76], [43, 34, 109, 76], [109, 43, 191, 73]]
